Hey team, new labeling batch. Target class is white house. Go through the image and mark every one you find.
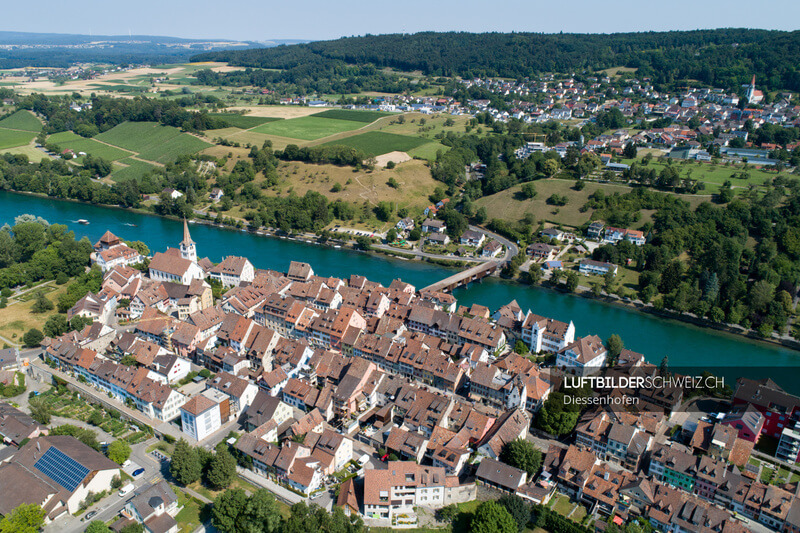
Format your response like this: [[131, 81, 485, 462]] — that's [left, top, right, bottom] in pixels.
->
[[521, 313, 575, 353], [579, 259, 618, 276], [363, 462, 449, 520], [208, 256, 255, 287], [94, 244, 144, 272], [556, 335, 607, 376], [459, 230, 485, 247], [180, 393, 223, 441], [422, 219, 446, 233]]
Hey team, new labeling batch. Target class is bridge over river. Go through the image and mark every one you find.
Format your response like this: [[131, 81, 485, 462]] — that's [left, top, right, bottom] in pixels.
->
[[421, 260, 504, 293]]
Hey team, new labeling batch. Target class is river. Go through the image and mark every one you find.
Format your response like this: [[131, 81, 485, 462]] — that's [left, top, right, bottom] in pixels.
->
[[2, 190, 799, 391]]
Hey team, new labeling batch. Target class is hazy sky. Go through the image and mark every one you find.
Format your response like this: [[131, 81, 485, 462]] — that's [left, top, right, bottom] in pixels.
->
[[2, 0, 799, 41]]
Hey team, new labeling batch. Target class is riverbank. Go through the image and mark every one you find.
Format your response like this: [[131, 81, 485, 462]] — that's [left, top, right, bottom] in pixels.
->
[[3, 188, 800, 382], [515, 277, 800, 354]]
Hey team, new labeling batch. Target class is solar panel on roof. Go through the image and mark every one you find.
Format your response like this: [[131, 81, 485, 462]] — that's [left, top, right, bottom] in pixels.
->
[[34, 446, 89, 492]]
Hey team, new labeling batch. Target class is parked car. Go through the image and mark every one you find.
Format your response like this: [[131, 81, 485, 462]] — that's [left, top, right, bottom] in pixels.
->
[[132, 467, 145, 477], [84, 511, 97, 521]]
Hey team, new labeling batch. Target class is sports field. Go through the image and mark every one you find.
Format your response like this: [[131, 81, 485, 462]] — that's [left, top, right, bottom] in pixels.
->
[[250, 116, 364, 141], [313, 109, 392, 123], [95, 122, 212, 164], [0, 110, 42, 132], [322, 131, 431, 156], [47, 131, 132, 161]]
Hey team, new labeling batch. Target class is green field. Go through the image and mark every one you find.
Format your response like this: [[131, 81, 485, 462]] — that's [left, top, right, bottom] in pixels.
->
[[0, 128, 36, 150], [323, 131, 431, 156], [95, 122, 212, 164], [408, 141, 447, 160], [111, 157, 157, 182], [250, 116, 363, 141], [313, 109, 392, 123], [0, 110, 41, 132], [47, 131, 132, 161], [207, 114, 282, 129]]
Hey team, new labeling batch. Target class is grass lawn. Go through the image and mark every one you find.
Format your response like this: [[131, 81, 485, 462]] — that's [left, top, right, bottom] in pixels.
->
[[175, 489, 209, 533], [313, 109, 392, 123], [322, 131, 431, 157], [48, 131, 133, 161], [250, 116, 363, 141], [0, 110, 42, 132], [111, 157, 158, 182], [0, 128, 36, 150], [408, 141, 447, 160], [0, 144, 47, 162], [95, 121, 212, 164], [207, 114, 282, 129], [476, 178, 708, 228], [0, 284, 66, 342], [187, 476, 262, 501], [551, 494, 574, 517]]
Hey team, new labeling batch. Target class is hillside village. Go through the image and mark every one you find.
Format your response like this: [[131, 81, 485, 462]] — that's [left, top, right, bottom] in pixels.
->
[[1, 217, 799, 533]]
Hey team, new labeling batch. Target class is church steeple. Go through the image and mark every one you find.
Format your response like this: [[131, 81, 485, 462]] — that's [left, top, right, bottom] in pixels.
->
[[180, 218, 197, 262]]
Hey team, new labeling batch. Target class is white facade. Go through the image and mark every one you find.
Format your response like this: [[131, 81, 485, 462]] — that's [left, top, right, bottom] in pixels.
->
[[181, 402, 222, 441]]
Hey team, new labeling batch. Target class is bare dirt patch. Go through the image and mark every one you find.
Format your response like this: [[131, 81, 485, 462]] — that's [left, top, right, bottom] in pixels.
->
[[374, 151, 412, 167]]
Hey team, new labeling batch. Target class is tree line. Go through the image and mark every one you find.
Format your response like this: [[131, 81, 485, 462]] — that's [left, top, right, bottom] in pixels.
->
[[192, 29, 800, 93]]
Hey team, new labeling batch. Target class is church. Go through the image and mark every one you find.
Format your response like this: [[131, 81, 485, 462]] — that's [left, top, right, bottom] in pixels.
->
[[745, 75, 764, 105], [148, 219, 207, 284]]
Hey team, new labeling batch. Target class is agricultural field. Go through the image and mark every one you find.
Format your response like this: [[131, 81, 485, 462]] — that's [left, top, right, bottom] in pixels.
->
[[110, 158, 158, 182], [313, 109, 392, 123], [206, 113, 281, 129], [0, 128, 36, 150], [476, 178, 709, 228], [47, 131, 133, 161], [322, 131, 431, 156], [0, 144, 47, 162], [250, 115, 364, 141], [95, 121, 212, 164], [0, 110, 42, 131]]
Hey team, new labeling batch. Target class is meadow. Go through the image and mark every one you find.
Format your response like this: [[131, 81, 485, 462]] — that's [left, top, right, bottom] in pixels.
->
[[95, 122, 212, 164], [313, 109, 392, 123], [322, 131, 431, 156], [475, 178, 709, 228], [0, 110, 42, 132], [250, 115, 364, 141]]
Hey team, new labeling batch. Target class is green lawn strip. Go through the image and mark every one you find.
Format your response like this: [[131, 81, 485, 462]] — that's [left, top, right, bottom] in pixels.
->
[[0, 128, 36, 150], [408, 141, 448, 160], [250, 116, 363, 141], [312, 109, 392, 123], [206, 114, 282, 129], [0, 110, 42, 132], [321, 131, 431, 157]]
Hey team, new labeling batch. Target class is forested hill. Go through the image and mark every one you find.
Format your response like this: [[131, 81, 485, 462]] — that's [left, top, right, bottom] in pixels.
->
[[191, 29, 800, 92]]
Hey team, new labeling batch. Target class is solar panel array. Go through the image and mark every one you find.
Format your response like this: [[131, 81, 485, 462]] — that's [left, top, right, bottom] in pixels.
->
[[34, 447, 89, 492]]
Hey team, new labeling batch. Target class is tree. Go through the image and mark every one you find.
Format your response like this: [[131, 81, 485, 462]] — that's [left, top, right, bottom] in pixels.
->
[[28, 395, 52, 424], [659, 356, 670, 378], [85, 521, 113, 533], [520, 182, 537, 199], [170, 439, 202, 486], [107, 440, 131, 465], [500, 438, 543, 478], [120, 355, 138, 366], [470, 501, 517, 533], [564, 271, 579, 292], [31, 291, 54, 313], [43, 314, 69, 337], [623, 142, 637, 159], [497, 494, 531, 532], [212, 488, 282, 533], [23, 328, 43, 347], [386, 228, 398, 243], [603, 270, 616, 294], [606, 334, 624, 359], [514, 340, 528, 355], [206, 448, 237, 490], [0, 503, 45, 533]]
